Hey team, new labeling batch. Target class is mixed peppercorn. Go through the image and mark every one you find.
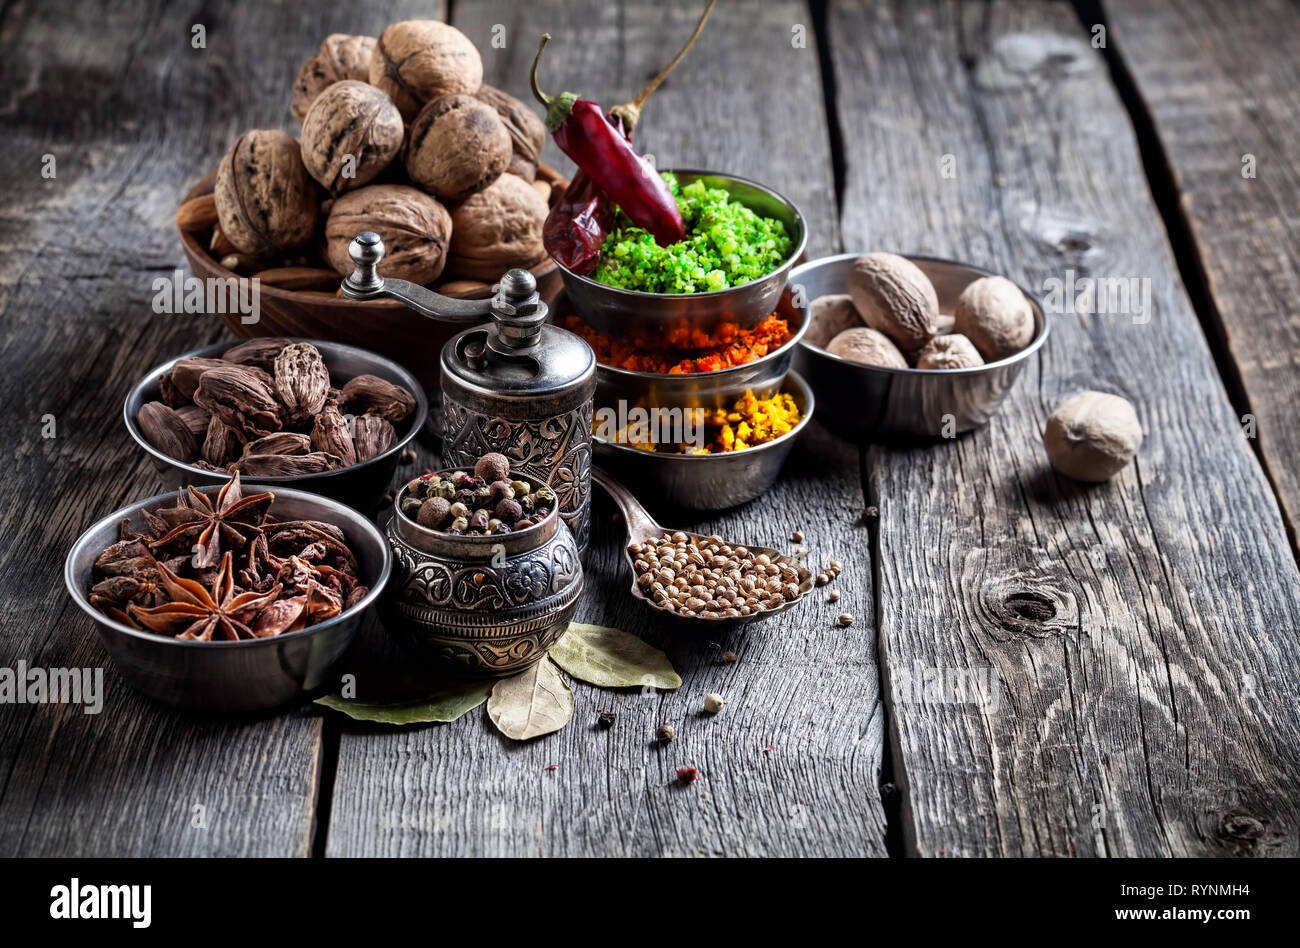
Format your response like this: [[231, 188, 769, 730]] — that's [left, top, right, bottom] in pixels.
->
[[398, 452, 556, 535]]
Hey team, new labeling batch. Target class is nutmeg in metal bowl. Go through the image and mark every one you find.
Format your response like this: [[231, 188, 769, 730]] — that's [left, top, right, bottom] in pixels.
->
[[381, 470, 583, 677], [64, 485, 391, 713], [791, 253, 1049, 440], [125, 338, 427, 512]]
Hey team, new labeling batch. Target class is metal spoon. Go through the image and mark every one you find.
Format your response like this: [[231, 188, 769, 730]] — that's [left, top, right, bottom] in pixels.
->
[[593, 467, 815, 625]]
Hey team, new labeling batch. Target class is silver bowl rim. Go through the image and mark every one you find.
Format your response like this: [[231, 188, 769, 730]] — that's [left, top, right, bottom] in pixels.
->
[[792, 252, 1052, 376], [594, 368, 815, 459], [123, 337, 429, 483], [552, 167, 809, 300], [64, 483, 393, 649], [580, 291, 809, 384]]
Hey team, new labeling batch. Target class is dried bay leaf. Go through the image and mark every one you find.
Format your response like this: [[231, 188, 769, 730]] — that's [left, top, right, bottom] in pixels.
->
[[487, 659, 573, 740], [315, 679, 492, 725], [550, 622, 682, 690]]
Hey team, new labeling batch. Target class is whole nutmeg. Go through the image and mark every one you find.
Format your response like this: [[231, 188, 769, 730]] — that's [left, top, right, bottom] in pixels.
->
[[417, 496, 452, 530], [805, 293, 863, 348], [447, 174, 549, 280], [324, 184, 452, 284], [291, 34, 376, 124], [847, 252, 939, 352], [475, 84, 546, 181], [301, 80, 404, 193], [827, 327, 908, 369], [214, 130, 319, 257], [914, 333, 985, 370], [953, 275, 1034, 361], [1044, 391, 1143, 482], [369, 20, 483, 121], [406, 93, 512, 201]]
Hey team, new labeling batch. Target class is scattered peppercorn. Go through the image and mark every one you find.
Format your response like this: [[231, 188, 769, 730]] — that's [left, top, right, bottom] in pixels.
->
[[721, 650, 738, 663], [838, 612, 854, 627], [400, 448, 417, 464], [862, 506, 879, 523], [676, 766, 698, 784], [597, 709, 616, 728], [544, 763, 558, 772], [704, 693, 724, 713], [655, 724, 675, 742], [829, 589, 841, 602], [790, 530, 803, 542]]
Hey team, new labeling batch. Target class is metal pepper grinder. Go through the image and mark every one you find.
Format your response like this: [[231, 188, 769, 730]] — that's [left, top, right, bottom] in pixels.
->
[[341, 231, 596, 551]]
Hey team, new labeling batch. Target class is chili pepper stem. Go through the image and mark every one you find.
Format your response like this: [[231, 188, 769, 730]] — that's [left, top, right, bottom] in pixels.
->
[[530, 33, 578, 132], [609, 0, 716, 132]]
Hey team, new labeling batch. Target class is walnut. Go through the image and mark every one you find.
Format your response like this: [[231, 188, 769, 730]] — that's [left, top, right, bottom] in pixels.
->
[[475, 84, 546, 181], [369, 20, 483, 122], [405, 94, 511, 201], [213, 130, 319, 257], [301, 80, 404, 193], [447, 174, 549, 280], [323, 184, 452, 284], [291, 34, 377, 124], [847, 252, 939, 353]]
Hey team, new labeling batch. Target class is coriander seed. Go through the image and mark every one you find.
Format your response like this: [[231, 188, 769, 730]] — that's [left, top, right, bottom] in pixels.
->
[[704, 693, 724, 713], [838, 612, 854, 627], [655, 723, 675, 742]]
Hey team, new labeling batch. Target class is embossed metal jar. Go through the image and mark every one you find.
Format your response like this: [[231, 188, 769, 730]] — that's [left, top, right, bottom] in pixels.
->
[[381, 487, 583, 677], [440, 300, 596, 552]]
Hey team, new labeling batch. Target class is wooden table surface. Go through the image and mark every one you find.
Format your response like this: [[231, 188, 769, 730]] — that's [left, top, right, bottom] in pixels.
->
[[2, 0, 1298, 858]]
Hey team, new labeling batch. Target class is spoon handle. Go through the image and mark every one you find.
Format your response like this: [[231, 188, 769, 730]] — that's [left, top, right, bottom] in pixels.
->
[[592, 467, 661, 543]]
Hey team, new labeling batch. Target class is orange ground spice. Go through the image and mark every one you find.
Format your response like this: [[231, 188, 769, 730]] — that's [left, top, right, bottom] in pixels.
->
[[560, 313, 792, 374]]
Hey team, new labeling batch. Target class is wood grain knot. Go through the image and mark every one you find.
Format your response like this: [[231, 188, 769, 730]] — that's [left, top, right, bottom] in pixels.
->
[[1217, 812, 1264, 842], [975, 32, 1097, 91], [981, 581, 1078, 643]]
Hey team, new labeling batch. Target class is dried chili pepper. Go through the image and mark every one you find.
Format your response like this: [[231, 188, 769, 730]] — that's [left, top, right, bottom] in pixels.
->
[[530, 1, 716, 251], [543, 168, 611, 274]]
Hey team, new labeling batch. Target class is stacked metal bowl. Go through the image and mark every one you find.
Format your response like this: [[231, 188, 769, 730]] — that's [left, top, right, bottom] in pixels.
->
[[554, 169, 813, 511]]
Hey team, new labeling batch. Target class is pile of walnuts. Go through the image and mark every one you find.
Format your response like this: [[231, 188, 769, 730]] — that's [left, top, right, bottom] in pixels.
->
[[177, 21, 554, 291]]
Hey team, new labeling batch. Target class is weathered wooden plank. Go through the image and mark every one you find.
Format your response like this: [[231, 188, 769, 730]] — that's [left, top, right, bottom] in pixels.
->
[[325, 0, 884, 857], [0, 0, 433, 856], [1101, 0, 1300, 548], [831, 0, 1300, 856]]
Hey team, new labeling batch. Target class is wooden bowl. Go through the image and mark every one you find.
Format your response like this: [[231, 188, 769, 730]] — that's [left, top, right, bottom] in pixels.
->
[[178, 164, 569, 390]]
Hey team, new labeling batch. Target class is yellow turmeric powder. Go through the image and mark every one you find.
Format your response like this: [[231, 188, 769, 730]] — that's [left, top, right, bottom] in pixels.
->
[[614, 389, 801, 454]]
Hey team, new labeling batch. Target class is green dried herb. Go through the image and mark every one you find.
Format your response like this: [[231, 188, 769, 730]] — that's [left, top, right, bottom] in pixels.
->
[[550, 622, 681, 690], [314, 680, 492, 725], [486, 659, 573, 740]]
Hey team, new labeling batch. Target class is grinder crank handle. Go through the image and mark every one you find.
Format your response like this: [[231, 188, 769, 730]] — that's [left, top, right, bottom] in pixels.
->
[[338, 231, 493, 323]]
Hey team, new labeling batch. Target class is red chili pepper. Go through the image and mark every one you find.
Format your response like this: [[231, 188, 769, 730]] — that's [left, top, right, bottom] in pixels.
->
[[543, 167, 611, 275], [531, 41, 684, 248], [676, 766, 698, 784]]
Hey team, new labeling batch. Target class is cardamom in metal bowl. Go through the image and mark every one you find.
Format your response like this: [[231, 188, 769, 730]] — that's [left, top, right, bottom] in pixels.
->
[[125, 338, 427, 512]]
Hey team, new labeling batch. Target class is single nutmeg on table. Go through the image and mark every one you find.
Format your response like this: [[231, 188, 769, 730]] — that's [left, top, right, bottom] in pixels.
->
[[953, 275, 1035, 361], [300, 80, 404, 193], [323, 184, 452, 284], [368, 20, 484, 121], [213, 129, 319, 257], [1043, 391, 1143, 482]]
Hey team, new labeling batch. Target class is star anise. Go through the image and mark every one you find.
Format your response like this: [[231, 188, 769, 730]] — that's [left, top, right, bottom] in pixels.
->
[[145, 473, 273, 569], [128, 552, 283, 641]]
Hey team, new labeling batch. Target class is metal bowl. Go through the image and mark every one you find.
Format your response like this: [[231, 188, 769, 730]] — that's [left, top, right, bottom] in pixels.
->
[[125, 338, 428, 512], [556, 169, 807, 342], [381, 475, 583, 677], [550, 286, 807, 418], [64, 486, 392, 713], [791, 253, 1049, 440], [594, 369, 815, 511]]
